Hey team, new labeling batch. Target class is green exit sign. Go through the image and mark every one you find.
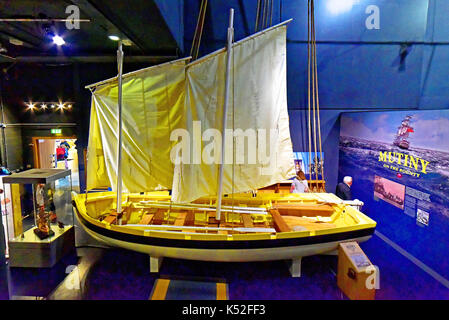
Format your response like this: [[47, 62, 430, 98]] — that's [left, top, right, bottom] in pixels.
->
[[51, 128, 62, 134]]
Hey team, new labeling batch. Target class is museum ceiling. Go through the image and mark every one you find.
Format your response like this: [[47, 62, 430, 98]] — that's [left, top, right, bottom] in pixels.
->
[[0, 0, 179, 63]]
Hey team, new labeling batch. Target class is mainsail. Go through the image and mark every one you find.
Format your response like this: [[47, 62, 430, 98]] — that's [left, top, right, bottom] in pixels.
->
[[86, 58, 188, 192], [171, 23, 295, 203], [85, 22, 295, 202]]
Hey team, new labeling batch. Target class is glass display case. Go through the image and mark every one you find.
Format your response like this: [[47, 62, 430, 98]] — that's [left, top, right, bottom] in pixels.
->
[[1, 169, 75, 268]]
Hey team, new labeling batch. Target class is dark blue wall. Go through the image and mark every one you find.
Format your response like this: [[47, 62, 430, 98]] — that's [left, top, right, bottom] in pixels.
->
[[177, 0, 449, 192]]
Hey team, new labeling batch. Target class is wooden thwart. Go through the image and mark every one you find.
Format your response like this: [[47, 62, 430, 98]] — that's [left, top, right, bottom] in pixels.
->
[[282, 216, 336, 231], [269, 209, 291, 232], [138, 214, 154, 225], [273, 204, 334, 217], [103, 212, 120, 224]]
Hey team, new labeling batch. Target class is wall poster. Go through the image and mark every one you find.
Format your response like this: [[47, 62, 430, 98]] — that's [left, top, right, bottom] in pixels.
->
[[339, 110, 449, 279]]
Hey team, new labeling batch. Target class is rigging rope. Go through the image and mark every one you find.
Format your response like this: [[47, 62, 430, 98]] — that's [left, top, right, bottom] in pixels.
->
[[312, 0, 325, 182], [255, 0, 262, 32], [255, 0, 274, 32], [307, 0, 312, 184], [307, 0, 325, 192], [190, 0, 208, 60]]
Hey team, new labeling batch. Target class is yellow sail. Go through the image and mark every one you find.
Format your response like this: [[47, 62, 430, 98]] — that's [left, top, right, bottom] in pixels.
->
[[86, 58, 188, 192], [171, 25, 295, 202]]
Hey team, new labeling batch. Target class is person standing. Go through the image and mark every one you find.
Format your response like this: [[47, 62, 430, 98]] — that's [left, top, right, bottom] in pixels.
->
[[291, 170, 309, 193], [336, 176, 353, 200]]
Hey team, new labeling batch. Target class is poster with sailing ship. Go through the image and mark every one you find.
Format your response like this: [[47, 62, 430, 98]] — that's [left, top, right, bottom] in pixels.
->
[[338, 110, 449, 280]]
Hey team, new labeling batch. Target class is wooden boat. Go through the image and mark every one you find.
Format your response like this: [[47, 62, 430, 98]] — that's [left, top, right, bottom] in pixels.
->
[[72, 191, 375, 262], [75, 12, 376, 265]]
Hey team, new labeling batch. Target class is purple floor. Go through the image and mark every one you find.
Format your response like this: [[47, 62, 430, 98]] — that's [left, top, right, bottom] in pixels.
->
[[3, 233, 449, 300]]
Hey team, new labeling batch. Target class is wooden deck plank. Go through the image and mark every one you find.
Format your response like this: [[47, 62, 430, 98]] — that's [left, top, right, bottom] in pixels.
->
[[174, 212, 187, 226], [184, 211, 195, 226], [241, 214, 254, 228], [152, 210, 166, 225], [270, 209, 291, 232]]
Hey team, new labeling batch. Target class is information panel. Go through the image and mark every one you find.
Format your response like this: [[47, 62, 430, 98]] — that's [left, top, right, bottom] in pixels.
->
[[339, 110, 449, 278]]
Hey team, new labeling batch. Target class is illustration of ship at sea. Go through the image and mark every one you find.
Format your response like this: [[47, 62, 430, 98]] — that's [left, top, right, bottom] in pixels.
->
[[72, 8, 376, 270], [393, 115, 414, 149]]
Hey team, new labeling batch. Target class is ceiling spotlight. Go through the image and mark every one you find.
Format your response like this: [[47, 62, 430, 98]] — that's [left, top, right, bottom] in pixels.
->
[[26, 102, 35, 110], [108, 35, 120, 41], [57, 103, 65, 110], [52, 35, 65, 46], [67, 104, 72, 109], [41, 104, 47, 110], [50, 104, 56, 109]]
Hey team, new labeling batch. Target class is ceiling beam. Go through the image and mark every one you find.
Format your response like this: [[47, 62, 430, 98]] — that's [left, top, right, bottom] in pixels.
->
[[10, 55, 177, 63], [0, 53, 15, 62], [0, 28, 40, 48]]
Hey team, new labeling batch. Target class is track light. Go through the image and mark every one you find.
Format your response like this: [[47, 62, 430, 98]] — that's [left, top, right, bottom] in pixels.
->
[[52, 35, 65, 46], [25, 101, 73, 112], [108, 35, 120, 41]]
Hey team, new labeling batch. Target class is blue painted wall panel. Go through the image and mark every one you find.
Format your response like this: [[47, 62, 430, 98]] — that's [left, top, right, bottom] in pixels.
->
[[283, 0, 428, 42], [287, 42, 424, 109], [155, 0, 185, 51]]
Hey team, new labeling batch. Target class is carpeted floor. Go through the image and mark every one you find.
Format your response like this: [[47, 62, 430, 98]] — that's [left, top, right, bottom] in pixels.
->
[[2, 233, 449, 300]]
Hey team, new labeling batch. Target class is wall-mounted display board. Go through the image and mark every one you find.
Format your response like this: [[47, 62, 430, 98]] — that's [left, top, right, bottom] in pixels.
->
[[338, 110, 449, 279]]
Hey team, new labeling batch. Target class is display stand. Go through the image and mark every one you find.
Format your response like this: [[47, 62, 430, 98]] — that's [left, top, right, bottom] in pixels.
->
[[337, 241, 376, 300], [2, 169, 74, 268], [150, 256, 163, 273], [8, 225, 74, 268], [289, 257, 302, 277]]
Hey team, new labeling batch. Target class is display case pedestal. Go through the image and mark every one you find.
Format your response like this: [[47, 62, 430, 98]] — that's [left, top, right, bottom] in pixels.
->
[[8, 226, 74, 268]]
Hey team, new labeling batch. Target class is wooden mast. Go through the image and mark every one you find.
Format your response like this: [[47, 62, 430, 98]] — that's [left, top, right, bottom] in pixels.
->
[[216, 8, 234, 221]]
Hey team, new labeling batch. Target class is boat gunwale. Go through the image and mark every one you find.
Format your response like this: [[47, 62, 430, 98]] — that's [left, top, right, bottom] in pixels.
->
[[74, 200, 376, 249], [73, 193, 377, 243]]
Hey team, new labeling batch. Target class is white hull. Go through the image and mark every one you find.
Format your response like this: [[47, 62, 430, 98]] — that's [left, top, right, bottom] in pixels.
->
[[78, 216, 371, 262]]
